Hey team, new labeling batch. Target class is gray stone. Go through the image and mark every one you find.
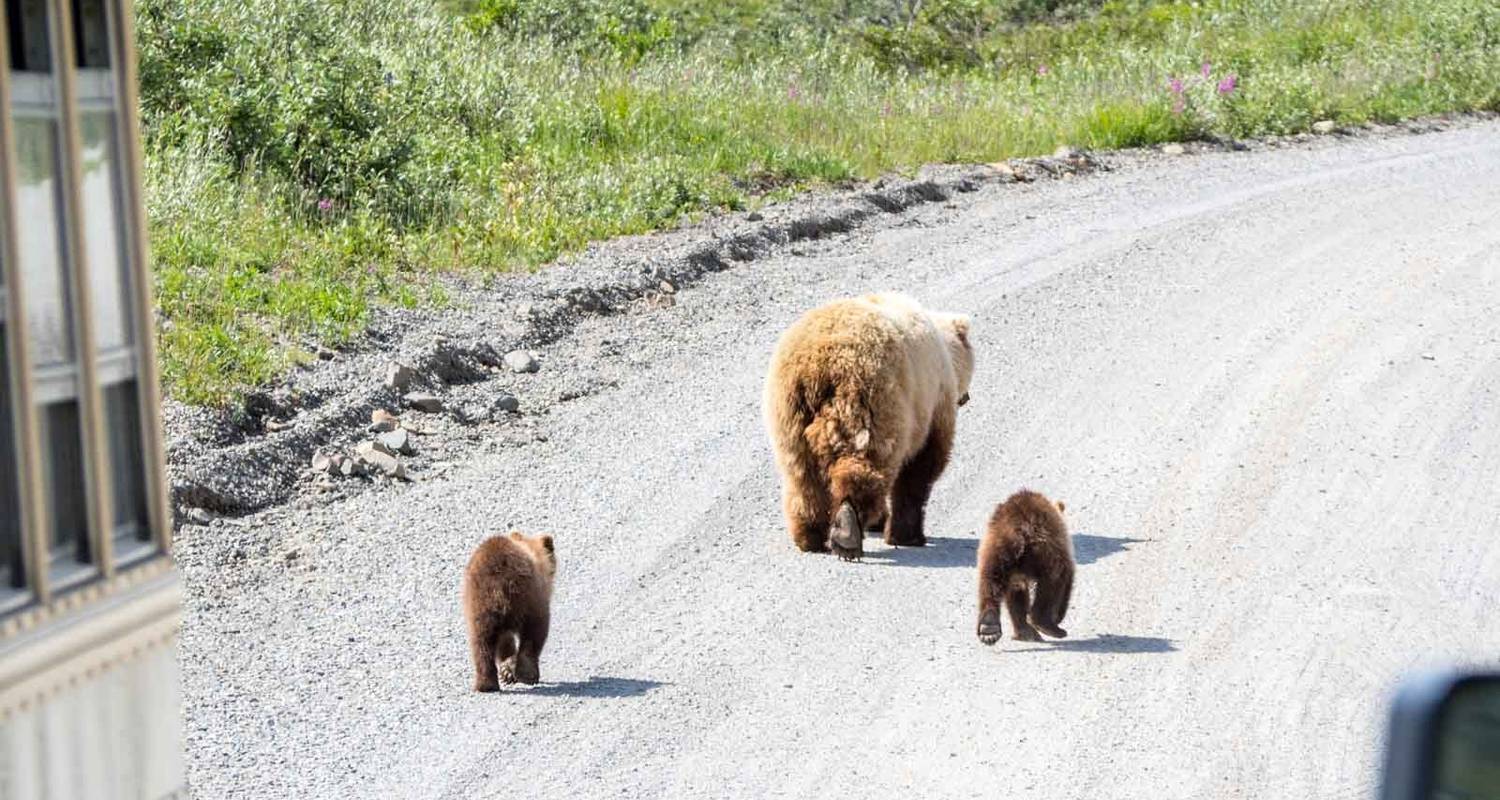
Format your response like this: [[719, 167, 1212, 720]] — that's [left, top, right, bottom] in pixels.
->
[[339, 458, 361, 477], [378, 428, 415, 455], [1162, 143, 1186, 156], [370, 408, 398, 432], [403, 392, 444, 413], [361, 449, 406, 480], [491, 393, 521, 416], [187, 507, 215, 526], [383, 360, 417, 391], [1312, 120, 1337, 135], [357, 439, 395, 459], [311, 451, 335, 474], [504, 350, 540, 374]]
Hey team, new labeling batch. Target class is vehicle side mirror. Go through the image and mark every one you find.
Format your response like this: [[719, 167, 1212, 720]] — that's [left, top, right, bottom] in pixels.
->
[[1381, 670, 1500, 800]]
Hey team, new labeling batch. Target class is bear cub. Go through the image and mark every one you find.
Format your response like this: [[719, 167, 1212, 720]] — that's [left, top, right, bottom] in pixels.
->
[[976, 490, 1074, 645], [462, 531, 556, 690]]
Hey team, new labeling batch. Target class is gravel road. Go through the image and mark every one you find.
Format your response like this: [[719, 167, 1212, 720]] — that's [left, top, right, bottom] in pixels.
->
[[177, 121, 1500, 799]]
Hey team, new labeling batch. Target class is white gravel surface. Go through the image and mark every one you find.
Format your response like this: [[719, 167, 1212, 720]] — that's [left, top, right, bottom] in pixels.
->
[[177, 121, 1500, 799]]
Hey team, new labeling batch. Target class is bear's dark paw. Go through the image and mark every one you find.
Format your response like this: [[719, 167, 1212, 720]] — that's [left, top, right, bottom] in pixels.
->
[[831, 503, 864, 562], [1035, 623, 1068, 639], [514, 656, 541, 686], [1011, 626, 1044, 643], [885, 531, 927, 548], [474, 677, 501, 693], [831, 540, 863, 562], [977, 612, 1002, 645]]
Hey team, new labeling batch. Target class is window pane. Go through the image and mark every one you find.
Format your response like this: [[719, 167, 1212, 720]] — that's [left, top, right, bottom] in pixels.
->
[[0, 325, 24, 589], [78, 110, 131, 351], [7, 0, 53, 72], [104, 380, 150, 558], [40, 400, 89, 568], [11, 113, 73, 367], [70, 0, 110, 68]]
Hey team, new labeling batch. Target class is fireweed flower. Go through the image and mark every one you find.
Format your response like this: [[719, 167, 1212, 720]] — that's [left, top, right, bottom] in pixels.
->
[[787, 83, 801, 101], [1036, 63, 1049, 76], [1168, 77, 1185, 94], [1217, 74, 1238, 95], [317, 198, 333, 213], [1200, 61, 1213, 79]]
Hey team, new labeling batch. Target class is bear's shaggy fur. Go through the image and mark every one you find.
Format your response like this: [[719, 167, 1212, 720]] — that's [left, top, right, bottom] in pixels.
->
[[976, 490, 1073, 645], [462, 531, 556, 690], [764, 292, 974, 561]]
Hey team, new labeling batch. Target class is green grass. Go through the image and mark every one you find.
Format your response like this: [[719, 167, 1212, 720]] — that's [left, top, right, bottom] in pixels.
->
[[138, 0, 1500, 405]]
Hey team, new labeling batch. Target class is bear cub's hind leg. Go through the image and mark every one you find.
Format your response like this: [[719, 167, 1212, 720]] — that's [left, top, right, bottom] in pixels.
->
[[977, 602, 1003, 646], [1006, 585, 1043, 642], [470, 615, 505, 692], [508, 611, 550, 686], [1030, 568, 1073, 639], [494, 630, 521, 685]]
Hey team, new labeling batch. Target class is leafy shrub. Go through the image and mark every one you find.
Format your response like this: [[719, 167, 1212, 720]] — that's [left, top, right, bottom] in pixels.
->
[[461, 0, 679, 61], [136, 0, 502, 226]]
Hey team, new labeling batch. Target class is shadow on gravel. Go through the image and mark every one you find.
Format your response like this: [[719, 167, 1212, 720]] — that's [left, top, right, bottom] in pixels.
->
[[1072, 533, 1148, 566], [863, 536, 977, 569], [1013, 634, 1177, 654], [524, 676, 666, 698]]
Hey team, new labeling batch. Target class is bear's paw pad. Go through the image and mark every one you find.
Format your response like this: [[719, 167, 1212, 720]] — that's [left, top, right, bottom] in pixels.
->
[[977, 612, 1002, 645]]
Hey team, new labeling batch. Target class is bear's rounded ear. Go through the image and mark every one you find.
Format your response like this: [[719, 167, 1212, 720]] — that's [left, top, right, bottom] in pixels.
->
[[540, 535, 555, 553], [1055, 500, 1066, 514], [951, 314, 971, 346], [508, 530, 524, 541]]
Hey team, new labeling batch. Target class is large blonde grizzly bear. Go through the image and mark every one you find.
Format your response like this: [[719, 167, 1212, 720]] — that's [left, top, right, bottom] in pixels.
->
[[764, 292, 974, 561]]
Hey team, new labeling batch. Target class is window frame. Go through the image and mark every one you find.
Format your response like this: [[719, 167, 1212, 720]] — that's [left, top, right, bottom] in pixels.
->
[[0, 0, 171, 632]]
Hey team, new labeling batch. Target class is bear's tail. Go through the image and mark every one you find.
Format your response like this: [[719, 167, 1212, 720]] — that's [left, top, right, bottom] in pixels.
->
[[767, 374, 885, 498], [807, 381, 888, 536]]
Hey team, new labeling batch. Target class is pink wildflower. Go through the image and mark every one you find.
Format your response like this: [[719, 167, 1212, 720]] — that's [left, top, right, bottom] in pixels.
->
[[1036, 63, 1049, 76], [1200, 61, 1213, 79], [1217, 74, 1238, 95]]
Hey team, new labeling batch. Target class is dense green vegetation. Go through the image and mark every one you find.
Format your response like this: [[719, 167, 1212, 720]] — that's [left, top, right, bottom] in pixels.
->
[[136, 0, 1500, 404]]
